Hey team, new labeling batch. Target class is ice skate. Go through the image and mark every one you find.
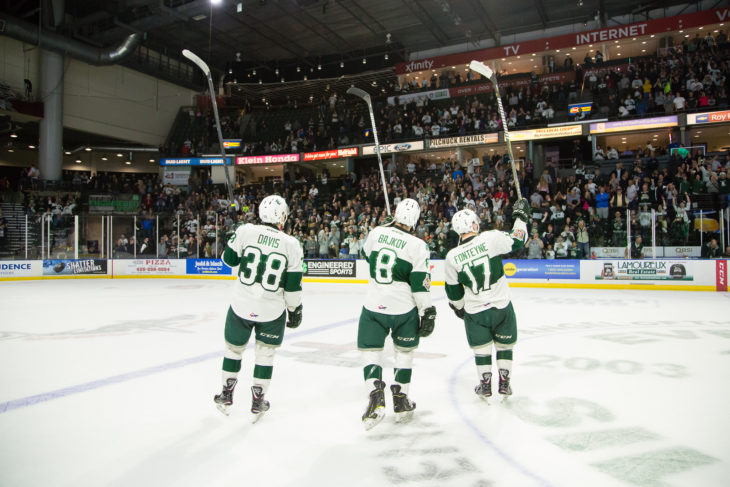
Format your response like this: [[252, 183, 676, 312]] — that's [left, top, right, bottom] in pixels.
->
[[498, 369, 512, 399], [214, 378, 237, 416], [391, 384, 416, 423], [362, 380, 386, 430], [474, 372, 492, 403], [250, 385, 270, 423]]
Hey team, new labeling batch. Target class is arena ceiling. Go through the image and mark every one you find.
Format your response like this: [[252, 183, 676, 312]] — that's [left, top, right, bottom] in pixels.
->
[[3, 0, 695, 80]]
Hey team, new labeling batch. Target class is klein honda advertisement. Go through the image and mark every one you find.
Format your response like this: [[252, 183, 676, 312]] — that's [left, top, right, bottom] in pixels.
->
[[43, 259, 107, 276], [302, 148, 358, 161], [361, 141, 424, 155], [236, 154, 300, 165], [303, 260, 356, 277]]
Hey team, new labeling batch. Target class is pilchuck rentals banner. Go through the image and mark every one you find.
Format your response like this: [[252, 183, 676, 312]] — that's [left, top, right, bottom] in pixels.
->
[[429, 134, 498, 148], [396, 7, 730, 74]]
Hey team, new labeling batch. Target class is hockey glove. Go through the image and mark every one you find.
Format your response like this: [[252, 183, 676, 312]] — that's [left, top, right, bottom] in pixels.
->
[[449, 302, 465, 319], [512, 198, 531, 223], [287, 304, 303, 328], [418, 306, 437, 337]]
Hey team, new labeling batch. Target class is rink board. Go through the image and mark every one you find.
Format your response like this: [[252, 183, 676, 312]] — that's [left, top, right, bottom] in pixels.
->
[[0, 258, 725, 291]]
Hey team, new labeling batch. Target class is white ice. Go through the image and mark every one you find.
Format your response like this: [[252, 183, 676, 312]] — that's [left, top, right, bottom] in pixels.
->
[[0, 279, 728, 487]]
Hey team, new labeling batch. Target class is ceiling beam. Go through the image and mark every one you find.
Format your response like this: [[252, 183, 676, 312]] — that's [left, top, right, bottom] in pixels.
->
[[400, 0, 449, 46], [223, 9, 313, 66], [533, 0, 549, 28], [469, 0, 500, 41], [339, 0, 386, 37], [278, 0, 355, 53]]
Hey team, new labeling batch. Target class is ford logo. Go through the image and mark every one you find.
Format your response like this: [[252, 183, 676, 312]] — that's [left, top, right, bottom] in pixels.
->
[[394, 144, 412, 151]]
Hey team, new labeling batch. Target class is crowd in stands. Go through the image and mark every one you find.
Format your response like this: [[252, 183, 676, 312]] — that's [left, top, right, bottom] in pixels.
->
[[168, 29, 730, 162]]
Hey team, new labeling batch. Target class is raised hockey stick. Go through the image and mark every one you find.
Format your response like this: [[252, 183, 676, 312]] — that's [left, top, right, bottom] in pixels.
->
[[346, 86, 392, 216], [182, 49, 237, 211], [469, 60, 522, 199]]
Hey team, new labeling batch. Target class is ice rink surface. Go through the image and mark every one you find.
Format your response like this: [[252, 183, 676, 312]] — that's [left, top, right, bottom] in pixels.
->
[[0, 279, 728, 487]]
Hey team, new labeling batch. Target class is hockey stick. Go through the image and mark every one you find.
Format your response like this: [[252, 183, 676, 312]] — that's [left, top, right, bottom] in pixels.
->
[[468, 60, 522, 199], [182, 49, 237, 211], [346, 86, 392, 216]]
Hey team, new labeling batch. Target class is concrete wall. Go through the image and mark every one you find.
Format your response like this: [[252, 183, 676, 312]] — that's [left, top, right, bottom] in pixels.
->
[[0, 36, 196, 146]]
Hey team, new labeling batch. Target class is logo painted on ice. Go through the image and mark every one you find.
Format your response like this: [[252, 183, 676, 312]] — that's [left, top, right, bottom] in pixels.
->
[[378, 305, 388, 310], [249, 313, 259, 318]]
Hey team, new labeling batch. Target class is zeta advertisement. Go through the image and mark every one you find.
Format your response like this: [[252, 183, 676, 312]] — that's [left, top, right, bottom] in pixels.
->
[[43, 259, 107, 276], [595, 260, 693, 281], [187, 259, 232, 275], [303, 259, 356, 277], [503, 260, 580, 279]]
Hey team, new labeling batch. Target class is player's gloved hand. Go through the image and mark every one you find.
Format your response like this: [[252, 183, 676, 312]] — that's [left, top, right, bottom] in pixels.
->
[[512, 198, 531, 223], [380, 215, 396, 227], [287, 304, 303, 328], [418, 306, 437, 337], [449, 302, 465, 319]]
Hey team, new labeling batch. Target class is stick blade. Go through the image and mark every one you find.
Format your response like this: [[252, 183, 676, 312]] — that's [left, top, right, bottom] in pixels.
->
[[182, 49, 211, 76], [346, 86, 371, 103], [469, 60, 494, 80]]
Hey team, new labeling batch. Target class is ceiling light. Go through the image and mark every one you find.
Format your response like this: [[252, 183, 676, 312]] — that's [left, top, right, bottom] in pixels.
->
[[679, 30, 683, 33], [117, 153, 123, 157], [101, 157, 108, 161], [259, 80, 262, 84], [228, 68, 233, 74], [340, 61, 344, 68], [75, 159, 81, 163], [64, 151, 71, 155], [297, 66, 301, 72], [362, 58, 366, 64], [556, 50, 560, 52], [281, 78, 284, 83], [572, 47, 576, 50], [642, 41, 646, 44], [28, 145, 35, 149], [210, 0, 222, 5], [9, 131, 17, 138], [642, 49, 646, 52], [650, 34, 655, 38], [149, 159, 155, 163], [317, 64, 321, 70], [614, 40, 619, 43], [252, 69, 256, 75], [385, 53, 389, 60], [699, 26, 703, 29], [125, 160, 132, 165], [7, 149, 13, 153], [84, 146, 92, 151], [275, 68, 279, 75], [304, 75, 308, 80]]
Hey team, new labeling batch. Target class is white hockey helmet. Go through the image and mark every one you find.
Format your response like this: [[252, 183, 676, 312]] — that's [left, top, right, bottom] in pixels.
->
[[451, 209, 480, 235], [259, 195, 289, 226], [394, 198, 421, 228]]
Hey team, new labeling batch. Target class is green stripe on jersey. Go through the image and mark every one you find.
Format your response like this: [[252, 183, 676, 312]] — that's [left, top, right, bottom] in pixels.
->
[[445, 283, 465, 300], [223, 246, 240, 267], [409, 271, 430, 293], [284, 272, 303, 292]]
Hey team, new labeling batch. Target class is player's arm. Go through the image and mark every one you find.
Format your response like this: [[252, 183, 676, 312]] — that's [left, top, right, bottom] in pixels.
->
[[444, 257, 465, 319], [222, 224, 248, 267], [284, 239, 304, 328], [494, 198, 529, 253]]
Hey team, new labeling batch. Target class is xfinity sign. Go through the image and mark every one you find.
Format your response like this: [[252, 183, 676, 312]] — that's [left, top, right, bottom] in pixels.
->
[[404, 59, 434, 73]]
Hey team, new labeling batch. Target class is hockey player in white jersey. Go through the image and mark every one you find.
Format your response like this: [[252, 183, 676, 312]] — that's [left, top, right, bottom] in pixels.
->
[[214, 195, 303, 421], [444, 198, 530, 401], [358, 198, 437, 429]]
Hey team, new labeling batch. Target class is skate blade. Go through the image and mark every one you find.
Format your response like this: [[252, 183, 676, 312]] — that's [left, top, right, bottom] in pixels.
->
[[500, 394, 511, 403], [394, 410, 414, 423], [477, 395, 491, 405], [251, 410, 267, 423], [362, 407, 386, 430], [216, 403, 231, 416]]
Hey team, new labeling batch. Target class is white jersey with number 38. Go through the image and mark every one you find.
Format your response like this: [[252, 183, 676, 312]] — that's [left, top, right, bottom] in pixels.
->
[[223, 223, 303, 322]]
